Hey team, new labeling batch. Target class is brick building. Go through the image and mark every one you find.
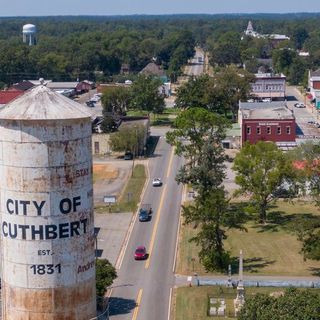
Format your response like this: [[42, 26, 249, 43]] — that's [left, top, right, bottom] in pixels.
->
[[239, 102, 296, 148]]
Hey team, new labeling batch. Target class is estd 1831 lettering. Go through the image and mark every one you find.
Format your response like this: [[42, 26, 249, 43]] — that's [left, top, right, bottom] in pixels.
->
[[30, 264, 61, 275]]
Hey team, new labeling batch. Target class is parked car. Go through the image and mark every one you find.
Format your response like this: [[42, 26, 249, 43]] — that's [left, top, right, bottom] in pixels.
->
[[134, 246, 147, 260], [152, 178, 162, 187], [86, 101, 95, 107], [294, 102, 305, 108], [124, 151, 133, 160]]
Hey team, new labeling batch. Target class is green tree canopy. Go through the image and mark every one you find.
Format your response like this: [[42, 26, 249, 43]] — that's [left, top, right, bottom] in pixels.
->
[[130, 75, 165, 114], [166, 108, 244, 271], [96, 259, 117, 297], [102, 86, 131, 115], [109, 124, 146, 155], [238, 288, 320, 320], [233, 141, 293, 223]]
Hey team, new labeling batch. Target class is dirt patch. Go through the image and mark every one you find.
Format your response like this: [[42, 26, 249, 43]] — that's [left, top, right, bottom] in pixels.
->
[[93, 164, 118, 182]]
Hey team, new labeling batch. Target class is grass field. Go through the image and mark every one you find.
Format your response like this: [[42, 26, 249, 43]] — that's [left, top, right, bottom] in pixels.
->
[[174, 285, 320, 320], [127, 108, 180, 126], [176, 200, 320, 276], [94, 164, 146, 213]]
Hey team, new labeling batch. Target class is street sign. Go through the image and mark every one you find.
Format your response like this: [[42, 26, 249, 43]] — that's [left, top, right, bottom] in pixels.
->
[[103, 196, 116, 204]]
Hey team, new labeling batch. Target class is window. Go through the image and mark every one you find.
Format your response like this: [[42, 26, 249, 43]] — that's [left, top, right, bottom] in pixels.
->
[[286, 126, 291, 134], [246, 126, 251, 135], [267, 126, 271, 134], [277, 126, 281, 135], [257, 127, 261, 134]]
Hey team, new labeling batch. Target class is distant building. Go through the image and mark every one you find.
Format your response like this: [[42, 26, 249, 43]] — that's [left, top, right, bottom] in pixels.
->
[[10, 80, 35, 92], [239, 101, 296, 148], [242, 21, 290, 47], [250, 72, 286, 101], [22, 24, 37, 46], [244, 21, 260, 38], [140, 62, 167, 82], [308, 69, 320, 100]]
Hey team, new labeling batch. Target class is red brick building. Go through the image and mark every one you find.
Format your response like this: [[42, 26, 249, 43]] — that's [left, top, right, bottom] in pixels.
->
[[239, 102, 296, 147]]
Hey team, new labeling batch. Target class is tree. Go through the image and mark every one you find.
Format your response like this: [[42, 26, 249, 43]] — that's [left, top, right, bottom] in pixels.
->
[[238, 288, 320, 320], [233, 141, 293, 223], [102, 86, 131, 115], [130, 75, 165, 114], [209, 32, 241, 66], [175, 75, 211, 110], [214, 66, 254, 121], [109, 124, 145, 155], [167, 108, 243, 271], [96, 259, 117, 297], [291, 27, 309, 50]]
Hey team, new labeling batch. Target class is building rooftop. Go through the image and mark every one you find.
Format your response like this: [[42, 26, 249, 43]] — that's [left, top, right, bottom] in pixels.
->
[[0, 90, 24, 104], [140, 62, 166, 77], [11, 80, 35, 91], [241, 104, 294, 120], [47, 82, 79, 90], [255, 72, 286, 79], [0, 85, 91, 120]]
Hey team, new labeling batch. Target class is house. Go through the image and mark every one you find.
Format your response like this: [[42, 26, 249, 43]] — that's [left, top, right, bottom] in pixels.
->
[[250, 72, 286, 101], [140, 62, 168, 82], [239, 101, 296, 148]]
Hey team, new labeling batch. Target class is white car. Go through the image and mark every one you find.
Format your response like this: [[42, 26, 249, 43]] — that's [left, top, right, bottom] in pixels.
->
[[294, 102, 305, 108], [152, 178, 162, 187]]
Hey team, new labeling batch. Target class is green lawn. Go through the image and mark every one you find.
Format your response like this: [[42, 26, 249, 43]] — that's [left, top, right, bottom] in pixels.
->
[[94, 164, 146, 213], [127, 108, 180, 126], [176, 200, 320, 276], [174, 286, 320, 320]]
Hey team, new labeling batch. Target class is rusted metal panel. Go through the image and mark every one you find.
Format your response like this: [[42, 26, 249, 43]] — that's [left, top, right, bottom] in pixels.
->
[[0, 86, 96, 319]]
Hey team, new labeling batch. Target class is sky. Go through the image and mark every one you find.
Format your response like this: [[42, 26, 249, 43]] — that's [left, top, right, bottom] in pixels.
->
[[1, 0, 320, 16]]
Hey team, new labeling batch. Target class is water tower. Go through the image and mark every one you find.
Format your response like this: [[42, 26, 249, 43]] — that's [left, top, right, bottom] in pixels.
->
[[0, 84, 96, 319], [22, 23, 37, 45]]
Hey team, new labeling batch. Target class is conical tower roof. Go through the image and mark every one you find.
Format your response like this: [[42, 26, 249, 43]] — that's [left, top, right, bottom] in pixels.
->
[[0, 84, 91, 120]]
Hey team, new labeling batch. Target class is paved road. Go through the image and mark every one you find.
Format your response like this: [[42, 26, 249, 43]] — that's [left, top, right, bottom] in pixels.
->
[[109, 127, 183, 320], [286, 86, 320, 139], [182, 47, 205, 79]]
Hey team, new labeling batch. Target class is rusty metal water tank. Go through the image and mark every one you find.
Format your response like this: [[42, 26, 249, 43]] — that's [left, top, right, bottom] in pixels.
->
[[0, 85, 96, 319]]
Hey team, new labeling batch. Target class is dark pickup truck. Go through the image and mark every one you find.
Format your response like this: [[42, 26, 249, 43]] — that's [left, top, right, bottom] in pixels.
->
[[138, 204, 152, 222]]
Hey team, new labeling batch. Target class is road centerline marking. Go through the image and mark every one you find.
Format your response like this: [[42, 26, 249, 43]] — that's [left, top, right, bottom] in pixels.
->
[[145, 146, 175, 269], [132, 288, 143, 320]]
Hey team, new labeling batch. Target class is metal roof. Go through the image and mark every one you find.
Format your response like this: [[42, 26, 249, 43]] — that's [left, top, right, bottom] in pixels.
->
[[0, 85, 91, 120], [241, 105, 295, 120]]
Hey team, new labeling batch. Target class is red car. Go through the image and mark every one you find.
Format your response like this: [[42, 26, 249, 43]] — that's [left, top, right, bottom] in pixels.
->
[[134, 246, 147, 260]]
